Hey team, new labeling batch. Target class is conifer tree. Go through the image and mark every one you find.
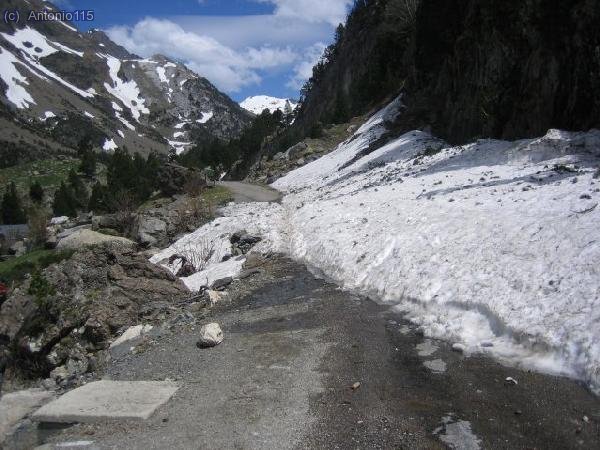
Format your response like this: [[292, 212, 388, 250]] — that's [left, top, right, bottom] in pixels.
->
[[29, 181, 44, 204], [52, 182, 77, 217], [1, 182, 26, 224]]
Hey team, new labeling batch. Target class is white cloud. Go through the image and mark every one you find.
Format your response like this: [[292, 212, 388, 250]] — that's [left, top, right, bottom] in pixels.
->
[[258, 0, 353, 26], [287, 42, 326, 90], [106, 18, 297, 92]]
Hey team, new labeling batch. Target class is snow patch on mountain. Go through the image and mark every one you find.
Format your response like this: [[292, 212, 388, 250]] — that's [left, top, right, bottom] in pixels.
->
[[101, 54, 149, 121], [155, 97, 600, 394], [197, 111, 213, 124], [0, 48, 35, 108], [240, 95, 296, 115]]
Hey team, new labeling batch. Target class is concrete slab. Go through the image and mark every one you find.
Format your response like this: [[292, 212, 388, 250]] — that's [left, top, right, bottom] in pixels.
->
[[0, 388, 54, 444], [31, 381, 179, 423]]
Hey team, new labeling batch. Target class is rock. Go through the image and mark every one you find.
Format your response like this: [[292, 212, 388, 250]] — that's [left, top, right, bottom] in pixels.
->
[[451, 343, 466, 353], [158, 163, 202, 196], [351, 382, 361, 390], [284, 142, 308, 160], [243, 253, 266, 269], [50, 216, 69, 225], [8, 241, 25, 257], [176, 260, 196, 277], [210, 277, 232, 291], [136, 217, 168, 246], [57, 229, 135, 250], [206, 290, 226, 305], [230, 230, 248, 244], [505, 377, 518, 385], [0, 388, 54, 445], [238, 268, 260, 280], [273, 152, 285, 161], [91, 214, 119, 231], [31, 380, 180, 423], [45, 232, 58, 250], [296, 158, 306, 166], [196, 323, 223, 348]]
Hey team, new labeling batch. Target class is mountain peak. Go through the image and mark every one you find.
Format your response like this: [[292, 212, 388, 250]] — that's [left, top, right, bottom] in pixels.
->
[[240, 95, 297, 115]]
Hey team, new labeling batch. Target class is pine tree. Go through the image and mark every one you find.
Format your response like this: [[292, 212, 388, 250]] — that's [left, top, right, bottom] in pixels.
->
[[1, 182, 27, 224], [68, 169, 88, 209], [79, 150, 97, 178], [29, 181, 44, 204], [283, 100, 294, 125], [88, 182, 108, 213], [52, 182, 77, 217], [332, 88, 350, 124]]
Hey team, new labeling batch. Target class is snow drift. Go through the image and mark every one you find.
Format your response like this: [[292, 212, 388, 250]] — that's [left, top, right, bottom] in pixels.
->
[[154, 96, 600, 393]]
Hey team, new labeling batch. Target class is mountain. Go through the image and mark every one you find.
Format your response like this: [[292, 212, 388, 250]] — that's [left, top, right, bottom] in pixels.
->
[[240, 95, 297, 115], [0, 0, 252, 167]]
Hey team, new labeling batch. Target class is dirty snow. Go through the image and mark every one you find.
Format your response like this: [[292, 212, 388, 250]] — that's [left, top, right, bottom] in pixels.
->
[[0, 49, 35, 108], [156, 66, 168, 84], [84, 111, 94, 119], [240, 95, 296, 114], [168, 140, 192, 155], [153, 96, 600, 393]]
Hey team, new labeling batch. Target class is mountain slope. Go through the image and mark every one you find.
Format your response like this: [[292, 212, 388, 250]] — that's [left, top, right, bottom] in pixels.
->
[[0, 0, 251, 166], [292, 0, 600, 144], [240, 95, 297, 115]]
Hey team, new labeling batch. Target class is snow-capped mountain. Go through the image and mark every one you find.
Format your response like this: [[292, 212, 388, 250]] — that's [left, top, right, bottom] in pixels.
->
[[240, 95, 297, 115], [0, 0, 251, 165]]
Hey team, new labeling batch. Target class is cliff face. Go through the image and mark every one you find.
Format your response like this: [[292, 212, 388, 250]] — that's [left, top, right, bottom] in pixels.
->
[[294, 0, 600, 144]]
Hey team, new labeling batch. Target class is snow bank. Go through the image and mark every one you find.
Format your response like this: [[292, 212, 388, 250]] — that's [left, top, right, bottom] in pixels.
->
[[153, 97, 600, 393]]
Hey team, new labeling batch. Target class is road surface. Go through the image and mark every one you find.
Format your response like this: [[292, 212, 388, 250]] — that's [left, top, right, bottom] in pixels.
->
[[218, 181, 281, 203], [42, 257, 600, 449]]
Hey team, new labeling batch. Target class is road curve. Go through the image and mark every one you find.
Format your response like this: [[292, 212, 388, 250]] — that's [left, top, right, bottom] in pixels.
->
[[217, 181, 281, 203]]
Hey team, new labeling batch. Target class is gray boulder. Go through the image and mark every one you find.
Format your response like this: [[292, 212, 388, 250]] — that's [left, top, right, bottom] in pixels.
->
[[285, 142, 308, 160], [136, 217, 168, 246], [196, 323, 223, 348], [57, 229, 135, 250]]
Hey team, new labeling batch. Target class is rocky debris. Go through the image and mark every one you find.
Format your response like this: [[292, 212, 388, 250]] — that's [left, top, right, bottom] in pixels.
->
[[0, 388, 54, 446], [196, 323, 223, 348], [56, 229, 135, 250], [31, 380, 180, 423], [211, 277, 233, 291], [0, 243, 189, 389], [230, 230, 261, 255]]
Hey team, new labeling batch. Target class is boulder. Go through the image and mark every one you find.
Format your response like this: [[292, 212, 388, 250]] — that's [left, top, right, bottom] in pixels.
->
[[196, 323, 223, 348], [0, 388, 54, 445], [285, 142, 308, 160], [57, 229, 135, 250], [210, 277, 232, 291], [110, 324, 153, 349], [136, 217, 168, 246], [243, 253, 266, 269], [9, 241, 25, 257], [92, 214, 119, 231], [158, 163, 202, 196]]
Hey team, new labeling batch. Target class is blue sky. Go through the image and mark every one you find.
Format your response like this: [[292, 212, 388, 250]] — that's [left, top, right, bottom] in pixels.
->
[[54, 0, 352, 101]]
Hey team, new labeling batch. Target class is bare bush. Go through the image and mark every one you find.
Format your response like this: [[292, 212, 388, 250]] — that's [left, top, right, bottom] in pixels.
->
[[183, 174, 206, 198], [109, 191, 138, 238], [27, 207, 48, 249], [174, 238, 217, 272]]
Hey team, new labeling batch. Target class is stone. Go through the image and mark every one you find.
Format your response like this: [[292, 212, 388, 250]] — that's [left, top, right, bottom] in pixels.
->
[[284, 142, 308, 160], [206, 290, 226, 305], [0, 389, 54, 444], [31, 380, 179, 423], [196, 323, 223, 348], [57, 229, 135, 250], [243, 253, 266, 269], [91, 214, 118, 231], [238, 268, 260, 280], [9, 241, 25, 257], [136, 217, 168, 246], [176, 260, 195, 277], [210, 277, 232, 291]]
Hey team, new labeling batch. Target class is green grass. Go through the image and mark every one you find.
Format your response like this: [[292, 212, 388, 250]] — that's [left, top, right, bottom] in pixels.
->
[[0, 158, 80, 197], [0, 249, 74, 284], [202, 185, 233, 205]]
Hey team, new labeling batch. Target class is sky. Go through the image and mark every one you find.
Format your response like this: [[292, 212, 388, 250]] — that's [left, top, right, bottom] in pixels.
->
[[53, 0, 353, 102]]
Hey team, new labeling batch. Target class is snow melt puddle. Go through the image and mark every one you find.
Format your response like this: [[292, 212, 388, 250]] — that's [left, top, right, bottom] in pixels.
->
[[433, 415, 481, 450], [152, 96, 600, 394]]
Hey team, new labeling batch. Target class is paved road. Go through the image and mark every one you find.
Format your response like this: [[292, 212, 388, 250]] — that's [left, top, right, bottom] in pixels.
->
[[43, 257, 600, 449], [218, 181, 281, 203]]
